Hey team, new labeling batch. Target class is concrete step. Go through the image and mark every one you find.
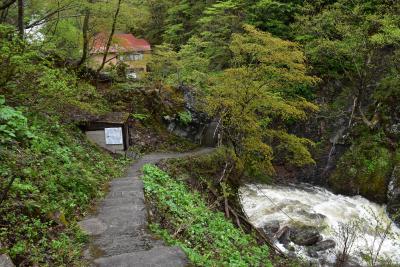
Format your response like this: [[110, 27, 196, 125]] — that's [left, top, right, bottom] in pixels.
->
[[105, 190, 144, 200], [100, 197, 143, 208], [93, 246, 188, 267]]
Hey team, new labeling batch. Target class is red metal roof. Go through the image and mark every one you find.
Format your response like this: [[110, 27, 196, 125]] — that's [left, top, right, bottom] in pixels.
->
[[91, 33, 151, 53]]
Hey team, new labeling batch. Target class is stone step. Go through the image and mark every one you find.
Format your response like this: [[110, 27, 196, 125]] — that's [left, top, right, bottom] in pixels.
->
[[93, 246, 188, 267], [97, 210, 146, 229], [109, 178, 142, 187], [105, 190, 144, 200], [100, 197, 143, 208], [93, 232, 164, 257]]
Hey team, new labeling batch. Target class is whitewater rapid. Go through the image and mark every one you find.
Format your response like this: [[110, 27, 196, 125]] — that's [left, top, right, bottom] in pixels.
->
[[239, 184, 400, 266]]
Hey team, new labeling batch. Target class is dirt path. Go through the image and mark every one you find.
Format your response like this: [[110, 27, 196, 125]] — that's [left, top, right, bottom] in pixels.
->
[[79, 148, 214, 267]]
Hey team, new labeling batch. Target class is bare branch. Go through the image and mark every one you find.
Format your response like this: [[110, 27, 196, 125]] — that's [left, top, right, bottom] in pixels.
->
[[96, 0, 123, 74], [25, 2, 80, 30], [0, 0, 16, 10]]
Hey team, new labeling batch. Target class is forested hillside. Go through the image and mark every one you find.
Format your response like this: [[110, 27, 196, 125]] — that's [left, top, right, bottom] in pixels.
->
[[1, 0, 400, 266]]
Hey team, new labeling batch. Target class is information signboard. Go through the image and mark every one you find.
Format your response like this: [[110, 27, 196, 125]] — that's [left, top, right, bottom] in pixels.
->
[[105, 128, 123, 145]]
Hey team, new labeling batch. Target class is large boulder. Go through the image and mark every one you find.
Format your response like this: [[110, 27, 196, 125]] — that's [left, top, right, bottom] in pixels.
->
[[290, 226, 322, 246]]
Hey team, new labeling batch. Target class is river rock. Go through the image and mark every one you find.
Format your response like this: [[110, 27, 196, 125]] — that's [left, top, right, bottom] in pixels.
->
[[306, 248, 319, 258], [306, 239, 336, 259], [262, 220, 280, 237], [298, 210, 326, 221], [276, 226, 291, 245], [313, 239, 336, 251], [290, 226, 322, 246]]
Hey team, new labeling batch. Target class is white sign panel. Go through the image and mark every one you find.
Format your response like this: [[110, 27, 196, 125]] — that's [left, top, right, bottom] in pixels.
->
[[105, 128, 123, 145]]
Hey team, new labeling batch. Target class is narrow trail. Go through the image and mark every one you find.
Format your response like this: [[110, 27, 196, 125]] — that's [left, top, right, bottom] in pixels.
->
[[79, 148, 214, 267]]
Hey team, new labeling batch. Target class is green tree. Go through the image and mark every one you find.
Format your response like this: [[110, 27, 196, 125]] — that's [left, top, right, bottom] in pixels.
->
[[294, 0, 400, 129], [205, 25, 318, 177], [246, 0, 303, 39], [197, 0, 244, 70]]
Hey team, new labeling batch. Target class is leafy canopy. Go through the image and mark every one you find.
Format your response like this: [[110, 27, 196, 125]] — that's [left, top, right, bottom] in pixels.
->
[[205, 25, 318, 177]]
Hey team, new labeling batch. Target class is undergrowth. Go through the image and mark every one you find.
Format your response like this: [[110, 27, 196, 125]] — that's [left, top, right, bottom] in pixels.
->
[[142, 164, 272, 267], [0, 104, 128, 266]]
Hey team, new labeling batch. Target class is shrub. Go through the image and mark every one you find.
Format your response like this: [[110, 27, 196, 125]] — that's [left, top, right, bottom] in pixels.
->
[[178, 111, 192, 126]]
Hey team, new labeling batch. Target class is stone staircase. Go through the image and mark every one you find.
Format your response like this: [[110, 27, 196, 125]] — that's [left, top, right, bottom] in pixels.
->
[[79, 149, 213, 267]]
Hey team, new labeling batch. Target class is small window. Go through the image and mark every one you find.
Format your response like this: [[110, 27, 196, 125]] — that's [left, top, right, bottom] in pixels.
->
[[125, 53, 143, 61]]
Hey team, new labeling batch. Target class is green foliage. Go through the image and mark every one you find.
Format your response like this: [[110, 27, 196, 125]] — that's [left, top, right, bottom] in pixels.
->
[[246, 0, 302, 38], [147, 39, 210, 88], [0, 26, 107, 117], [205, 25, 318, 177], [143, 164, 272, 267], [329, 132, 392, 203], [0, 96, 33, 144], [178, 111, 192, 126], [197, 0, 244, 70], [131, 113, 150, 121], [0, 113, 127, 266]]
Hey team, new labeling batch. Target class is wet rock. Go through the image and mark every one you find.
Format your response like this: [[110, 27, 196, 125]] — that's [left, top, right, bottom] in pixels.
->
[[342, 256, 363, 267], [387, 166, 400, 225], [0, 254, 15, 267], [306, 239, 336, 259], [276, 226, 291, 245], [290, 226, 322, 246], [313, 239, 336, 251], [306, 248, 319, 258], [307, 212, 326, 221], [262, 220, 280, 237], [287, 251, 297, 258]]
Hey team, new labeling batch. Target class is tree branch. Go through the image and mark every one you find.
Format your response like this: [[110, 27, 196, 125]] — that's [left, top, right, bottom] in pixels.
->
[[358, 104, 378, 129], [25, 2, 80, 30], [0, 0, 15, 10], [17, 0, 23, 38], [96, 0, 122, 74]]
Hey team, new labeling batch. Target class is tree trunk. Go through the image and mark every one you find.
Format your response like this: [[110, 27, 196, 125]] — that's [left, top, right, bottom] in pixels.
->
[[0, 6, 8, 22], [95, 0, 122, 84], [77, 1, 93, 67], [17, 0, 23, 38]]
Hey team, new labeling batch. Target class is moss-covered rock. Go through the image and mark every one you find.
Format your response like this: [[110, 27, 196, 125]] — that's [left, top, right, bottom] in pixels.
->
[[329, 133, 392, 203]]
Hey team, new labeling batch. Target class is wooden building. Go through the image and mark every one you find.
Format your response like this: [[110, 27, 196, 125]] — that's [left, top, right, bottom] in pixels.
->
[[89, 33, 151, 79]]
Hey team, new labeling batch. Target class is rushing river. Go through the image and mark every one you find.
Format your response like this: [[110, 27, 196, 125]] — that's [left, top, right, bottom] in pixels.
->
[[239, 184, 400, 266]]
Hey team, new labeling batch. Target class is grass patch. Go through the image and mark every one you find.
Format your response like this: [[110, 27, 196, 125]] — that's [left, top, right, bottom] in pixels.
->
[[0, 113, 129, 266], [142, 164, 272, 267]]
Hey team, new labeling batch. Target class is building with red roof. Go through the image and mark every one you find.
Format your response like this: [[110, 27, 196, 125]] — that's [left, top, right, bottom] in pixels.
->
[[89, 32, 151, 78]]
